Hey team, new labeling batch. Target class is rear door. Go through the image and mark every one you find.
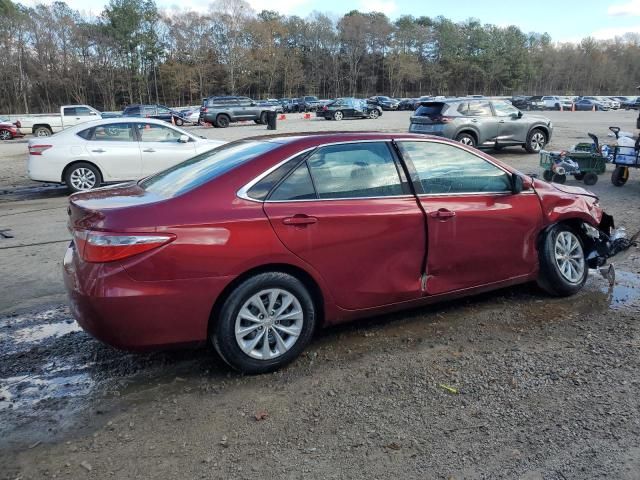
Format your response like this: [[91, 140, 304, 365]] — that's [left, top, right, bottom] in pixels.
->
[[85, 122, 142, 181], [263, 141, 427, 310], [135, 122, 196, 175], [395, 140, 542, 295]]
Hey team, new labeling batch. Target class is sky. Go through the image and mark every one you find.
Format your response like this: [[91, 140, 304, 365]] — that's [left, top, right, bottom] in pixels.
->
[[20, 0, 640, 43]]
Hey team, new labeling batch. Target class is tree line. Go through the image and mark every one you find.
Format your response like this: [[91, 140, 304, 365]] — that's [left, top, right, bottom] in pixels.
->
[[1, 0, 640, 114]]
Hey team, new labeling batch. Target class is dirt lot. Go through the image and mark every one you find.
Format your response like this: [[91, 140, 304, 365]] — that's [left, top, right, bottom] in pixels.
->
[[1, 111, 639, 479]]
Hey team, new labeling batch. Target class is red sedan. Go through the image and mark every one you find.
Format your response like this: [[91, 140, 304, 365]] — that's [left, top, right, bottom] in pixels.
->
[[63, 133, 615, 373], [0, 117, 24, 140]]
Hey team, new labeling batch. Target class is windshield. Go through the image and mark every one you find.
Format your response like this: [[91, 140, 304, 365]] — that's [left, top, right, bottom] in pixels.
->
[[379, 96, 391, 101], [140, 140, 280, 198]]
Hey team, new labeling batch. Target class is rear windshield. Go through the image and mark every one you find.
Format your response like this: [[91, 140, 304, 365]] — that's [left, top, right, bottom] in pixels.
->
[[415, 103, 447, 117], [140, 140, 280, 198]]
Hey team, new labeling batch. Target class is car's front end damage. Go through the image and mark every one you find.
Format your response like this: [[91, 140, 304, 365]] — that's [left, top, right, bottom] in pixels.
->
[[533, 179, 637, 271]]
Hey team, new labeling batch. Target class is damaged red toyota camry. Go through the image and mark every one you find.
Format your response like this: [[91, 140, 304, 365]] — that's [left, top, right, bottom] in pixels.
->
[[63, 133, 617, 373]]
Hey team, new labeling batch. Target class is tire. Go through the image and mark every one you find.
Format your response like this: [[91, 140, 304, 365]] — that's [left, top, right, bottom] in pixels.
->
[[34, 126, 52, 137], [455, 132, 476, 147], [525, 128, 547, 153], [573, 172, 585, 181], [64, 162, 102, 193], [552, 173, 566, 184], [333, 110, 344, 121], [611, 166, 628, 186], [583, 172, 598, 185], [259, 111, 268, 125], [211, 272, 317, 374], [543, 169, 553, 181], [368, 109, 380, 119], [215, 114, 230, 128], [0, 129, 11, 140], [174, 117, 184, 126], [537, 224, 588, 297]]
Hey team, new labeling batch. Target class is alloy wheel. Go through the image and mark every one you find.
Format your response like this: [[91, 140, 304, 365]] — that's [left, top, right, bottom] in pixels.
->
[[234, 288, 304, 360], [69, 167, 97, 191], [459, 136, 474, 146], [554, 231, 585, 284], [0, 130, 10, 140], [530, 132, 546, 151]]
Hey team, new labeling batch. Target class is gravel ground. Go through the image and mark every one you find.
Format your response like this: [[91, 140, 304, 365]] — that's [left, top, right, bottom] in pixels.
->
[[1, 110, 639, 479]]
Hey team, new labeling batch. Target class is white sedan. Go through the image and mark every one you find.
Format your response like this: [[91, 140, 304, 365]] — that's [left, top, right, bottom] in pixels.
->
[[28, 118, 225, 192]]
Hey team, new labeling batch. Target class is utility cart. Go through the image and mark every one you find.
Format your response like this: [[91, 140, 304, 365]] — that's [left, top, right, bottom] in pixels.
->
[[610, 126, 640, 187], [539, 132, 607, 185]]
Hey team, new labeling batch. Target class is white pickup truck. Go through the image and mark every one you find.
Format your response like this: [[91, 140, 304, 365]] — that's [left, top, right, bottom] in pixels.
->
[[14, 105, 102, 137]]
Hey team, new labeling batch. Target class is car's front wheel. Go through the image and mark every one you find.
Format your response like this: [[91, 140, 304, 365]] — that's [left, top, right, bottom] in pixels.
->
[[0, 129, 11, 140], [537, 224, 587, 297], [333, 110, 344, 121], [525, 128, 547, 153], [212, 272, 317, 374], [65, 162, 102, 193], [368, 109, 380, 119]]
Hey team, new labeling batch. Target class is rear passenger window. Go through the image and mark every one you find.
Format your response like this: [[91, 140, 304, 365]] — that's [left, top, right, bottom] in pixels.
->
[[306, 142, 405, 199], [467, 101, 492, 116], [269, 163, 316, 201], [396, 141, 512, 194]]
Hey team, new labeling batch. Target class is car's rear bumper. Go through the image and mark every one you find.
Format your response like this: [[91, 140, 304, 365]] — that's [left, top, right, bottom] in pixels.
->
[[62, 243, 233, 350]]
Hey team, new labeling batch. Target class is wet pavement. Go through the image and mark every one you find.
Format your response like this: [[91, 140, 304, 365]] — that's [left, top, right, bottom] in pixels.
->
[[1, 271, 638, 452]]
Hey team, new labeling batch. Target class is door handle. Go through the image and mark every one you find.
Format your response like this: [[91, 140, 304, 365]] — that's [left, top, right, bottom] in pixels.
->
[[282, 215, 318, 226], [91, 149, 106, 153], [429, 208, 456, 219], [143, 148, 156, 153], [470, 118, 478, 123]]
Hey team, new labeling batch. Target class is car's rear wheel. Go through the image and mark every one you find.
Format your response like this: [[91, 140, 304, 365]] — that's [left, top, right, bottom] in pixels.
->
[[215, 114, 230, 128], [65, 162, 102, 193], [611, 166, 628, 186], [0, 129, 11, 140], [333, 111, 344, 121], [212, 272, 316, 374], [525, 128, 547, 153], [369, 109, 380, 119], [537, 224, 587, 297], [174, 117, 184, 126], [34, 126, 52, 137], [455, 132, 476, 147]]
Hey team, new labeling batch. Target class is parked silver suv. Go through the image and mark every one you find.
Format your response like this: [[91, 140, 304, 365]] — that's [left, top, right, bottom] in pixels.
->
[[200, 96, 277, 128], [409, 99, 553, 153]]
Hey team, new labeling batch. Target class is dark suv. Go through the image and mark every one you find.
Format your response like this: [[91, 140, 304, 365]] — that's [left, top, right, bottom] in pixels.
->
[[296, 96, 321, 112], [200, 96, 277, 128], [409, 99, 553, 153], [368, 96, 400, 110], [122, 104, 187, 125]]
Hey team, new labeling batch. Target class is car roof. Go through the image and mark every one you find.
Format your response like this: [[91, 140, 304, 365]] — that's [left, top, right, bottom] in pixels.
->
[[242, 132, 460, 149], [62, 117, 184, 133]]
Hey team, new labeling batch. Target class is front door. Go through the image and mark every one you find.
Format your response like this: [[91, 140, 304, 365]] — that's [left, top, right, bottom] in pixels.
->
[[493, 100, 529, 144], [85, 122, 142, 181], [135, 122, 196, 175], [395, 140, 543, 295], [263, 141, 426, 310]]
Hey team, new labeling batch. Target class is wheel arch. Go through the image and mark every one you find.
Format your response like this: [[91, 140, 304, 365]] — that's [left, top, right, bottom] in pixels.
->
[[32, 123, 53, 134], [61, 160, 104, 183], [536, 218, 595, 256], [454, 128, 479, 144], [207, 263, 326, 339], [529, 124, 550, 139]]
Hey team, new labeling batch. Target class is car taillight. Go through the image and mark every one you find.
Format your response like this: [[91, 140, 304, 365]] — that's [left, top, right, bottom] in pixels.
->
[[29, 145, 52, 155], [431, 116, 453, 123], [72, 230, 175, 263], [202, 107, 208, 113]]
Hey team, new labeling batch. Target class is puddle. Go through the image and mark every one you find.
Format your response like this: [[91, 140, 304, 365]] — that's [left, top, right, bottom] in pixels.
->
[[0, 320, 81, 352], [602, 270, 640, 311]]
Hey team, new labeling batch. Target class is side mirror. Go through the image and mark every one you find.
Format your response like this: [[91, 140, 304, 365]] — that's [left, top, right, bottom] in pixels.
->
[[511, 173, 524, 194], [178, 134, 189, 143], [250, 101, 257, 106]]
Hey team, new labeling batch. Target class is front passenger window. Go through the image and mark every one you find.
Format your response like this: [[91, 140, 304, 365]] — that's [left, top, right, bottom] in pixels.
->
[[396, 141, 512, 194], [137, 123, 183, 142]]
